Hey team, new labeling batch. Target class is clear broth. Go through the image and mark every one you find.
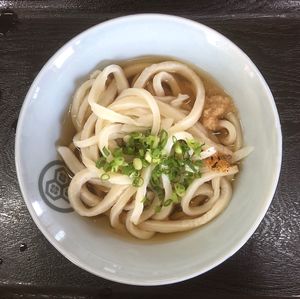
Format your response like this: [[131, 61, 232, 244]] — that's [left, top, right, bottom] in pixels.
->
[[60, 55, 231, 147]]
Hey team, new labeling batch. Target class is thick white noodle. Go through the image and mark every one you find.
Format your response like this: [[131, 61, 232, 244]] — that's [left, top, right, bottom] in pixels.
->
[[117, 88, 161, 135], [157, 100, 232, 155], [181, 167, 238, 216], [126, 210, 156, 239], [110, 187, 137, 228], [231, 146, 254, 163], [170, 94, 190, 108], [130, 166, 153, 225], [139, 178, 232, 233], [57, 146, 84, 173], [134, 61, 205, 133], [152, 174, 173, 220], [153, 71, 180, 96], [81, 185, 101, 207], [68, 168, 129, 217], [58, 59, 252, 239], [71, 79, 94, 131], [218, 120, 237, 145], [182, 177, 221, 216], [76, 95, 91, 132], [226, 112, 243, 150]]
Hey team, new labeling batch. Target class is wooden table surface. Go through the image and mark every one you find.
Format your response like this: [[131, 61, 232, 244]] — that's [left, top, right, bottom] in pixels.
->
[[0, 1, 299, 298]]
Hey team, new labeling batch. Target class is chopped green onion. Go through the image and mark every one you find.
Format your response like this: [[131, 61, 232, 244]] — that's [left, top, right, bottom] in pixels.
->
[[133, 158, 143, 170], [151, 148, 162, 164], [151, 165, 162, 187], [102, 146, 110, 157], [103, 163, 111, 172], [139, 149, 145, 156], [171, 192, 179, 203], [184, 171, 194, 178], [113, 148, 123, 157], [174, 183, 186, 197], [131, 132, 143, 139], [100, 173, 110, 181], [121, 164, 135, 176], [152, 148, 161, 158], [142, 159, 150, 168], [163, 198, 172, 207], [194, 160, 203, 167], [155, 205, 162, 213], [130, 171, 139, 178], [114, 156, 125, 164], [141, 196, 150, 207], [187, 139, 203, 156], [194, 172, 202, 178], [180, 141, 190, 155], [123, 146, 135, 155], [144, 135, 160, 149], [174, 142, 183, 154], [152, 136, 160, 148], [185, 160, 197, 172], [132, 176, 144, 187], [95, 157, 106, 169], [159, 130, 168, 148], [162, 168, 170, 174], [95, 130, 203, 205], [157, 190, 164, 200], [152, 158, 161, 164], [145, 151, 152, 163], [150, 175, 160, 187], [145, 135, 153, 146]]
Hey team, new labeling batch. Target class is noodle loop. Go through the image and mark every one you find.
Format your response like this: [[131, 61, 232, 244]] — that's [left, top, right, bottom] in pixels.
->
[[58, 58, 252, 239]]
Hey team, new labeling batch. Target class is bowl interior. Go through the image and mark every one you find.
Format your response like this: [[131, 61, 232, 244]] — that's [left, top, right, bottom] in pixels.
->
[[15, 14, 282, 285]]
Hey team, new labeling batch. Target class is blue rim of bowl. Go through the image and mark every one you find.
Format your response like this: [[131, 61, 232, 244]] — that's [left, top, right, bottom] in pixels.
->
[[15, 13, 282, 286]]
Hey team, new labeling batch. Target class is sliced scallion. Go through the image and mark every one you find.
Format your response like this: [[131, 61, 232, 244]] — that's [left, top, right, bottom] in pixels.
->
[[100, 173, 110, 181], [102, 146, 110, 157], [133, 158, 143, 170]]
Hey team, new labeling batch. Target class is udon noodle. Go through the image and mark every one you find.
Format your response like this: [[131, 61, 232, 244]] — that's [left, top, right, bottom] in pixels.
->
[[58, 58, 253, 239]]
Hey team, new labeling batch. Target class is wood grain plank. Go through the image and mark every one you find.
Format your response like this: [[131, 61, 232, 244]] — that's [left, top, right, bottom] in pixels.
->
[[2, 0, 300, 17]]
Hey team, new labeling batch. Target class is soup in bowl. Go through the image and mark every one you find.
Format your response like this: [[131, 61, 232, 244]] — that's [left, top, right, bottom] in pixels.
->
[[15, 14, 282, 285]]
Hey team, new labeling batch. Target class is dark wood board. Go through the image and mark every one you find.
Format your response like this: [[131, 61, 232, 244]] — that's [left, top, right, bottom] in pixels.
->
[[0, 0, 299, 298]]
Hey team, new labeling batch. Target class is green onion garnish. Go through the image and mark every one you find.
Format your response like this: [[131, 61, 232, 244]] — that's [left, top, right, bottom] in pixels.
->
[[133, 176, 144, 187], [163, 198, 173, 207], [141, 196, 151, 207], [155, 205, 162, 213], [185, 160, 197, 172], [145, 151, 152, 163], [159, 129, 168, 148], [102, 146, 110, 157], [96, 157, 106, 169], [133, 158, 143, 170], [101, 173, 110, 181], [139, 149, 145, 156], [94, 129, 203, 206], [174, 183, 186, 197], [131, 132, 143, 139], [174, 142, 183, 154], [113, 148, 123, 157]]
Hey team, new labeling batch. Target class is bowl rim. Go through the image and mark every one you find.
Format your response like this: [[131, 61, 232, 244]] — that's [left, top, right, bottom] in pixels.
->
[[15, 13, 282, 286]]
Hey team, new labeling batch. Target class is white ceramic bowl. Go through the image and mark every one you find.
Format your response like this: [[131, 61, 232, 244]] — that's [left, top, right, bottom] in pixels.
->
[[15, 14, 282, 285]]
